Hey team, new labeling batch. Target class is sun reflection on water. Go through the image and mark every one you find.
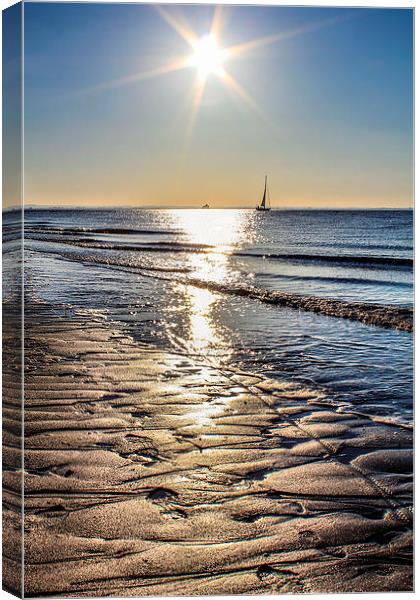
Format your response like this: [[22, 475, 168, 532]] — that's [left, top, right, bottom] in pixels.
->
[[169, 209, 255, 358], [171, 208, 254, 280], [172, 208, 250, 246]]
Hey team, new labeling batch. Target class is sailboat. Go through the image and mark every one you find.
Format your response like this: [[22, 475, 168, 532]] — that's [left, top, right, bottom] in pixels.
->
[[256, 175, 271, 211]]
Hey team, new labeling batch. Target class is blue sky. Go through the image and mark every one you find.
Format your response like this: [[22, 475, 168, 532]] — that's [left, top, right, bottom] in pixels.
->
[[3, 2, 22, 209], [22, 3, 413, 207]]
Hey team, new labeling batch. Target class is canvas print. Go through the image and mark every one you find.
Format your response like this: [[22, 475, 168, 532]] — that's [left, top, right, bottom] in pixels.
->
[[2, 1, 413, 597]]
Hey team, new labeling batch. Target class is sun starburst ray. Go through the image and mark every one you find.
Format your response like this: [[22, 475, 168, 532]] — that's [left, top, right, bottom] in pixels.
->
[[155, 5, 197, 48], [222, 70, 263, 118], [226, 11, 358, 60], [81, 56, 190, 96], [210, 5, 226, 41]]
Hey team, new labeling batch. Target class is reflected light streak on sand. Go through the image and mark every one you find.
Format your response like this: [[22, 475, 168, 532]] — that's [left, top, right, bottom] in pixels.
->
[[188, 286, 221, 354], [183, 285, 232, 429]]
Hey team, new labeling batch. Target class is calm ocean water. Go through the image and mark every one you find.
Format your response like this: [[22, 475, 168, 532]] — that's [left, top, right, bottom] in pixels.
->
[[17, 208, 413, 423]]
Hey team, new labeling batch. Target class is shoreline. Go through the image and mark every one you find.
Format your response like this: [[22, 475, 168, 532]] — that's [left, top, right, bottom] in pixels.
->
[[4, 303, 413, 595]]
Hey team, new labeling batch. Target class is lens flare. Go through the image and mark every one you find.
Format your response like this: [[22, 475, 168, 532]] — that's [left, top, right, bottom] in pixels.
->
[[188, 34, 228, 80]]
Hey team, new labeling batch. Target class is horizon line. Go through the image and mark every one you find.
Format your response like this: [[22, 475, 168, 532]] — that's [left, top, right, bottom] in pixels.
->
[[4, 205, 414, 212]]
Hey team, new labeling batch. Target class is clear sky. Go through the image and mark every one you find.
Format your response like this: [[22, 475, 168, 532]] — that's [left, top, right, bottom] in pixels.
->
[[22, 3, 413, 208]]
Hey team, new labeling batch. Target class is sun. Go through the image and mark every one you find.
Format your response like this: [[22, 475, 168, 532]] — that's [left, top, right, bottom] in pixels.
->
[[188, 34, 228, 80]]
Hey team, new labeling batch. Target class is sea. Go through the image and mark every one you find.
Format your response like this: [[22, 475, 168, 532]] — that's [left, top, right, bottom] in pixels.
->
[[7, 208, 414, 424]]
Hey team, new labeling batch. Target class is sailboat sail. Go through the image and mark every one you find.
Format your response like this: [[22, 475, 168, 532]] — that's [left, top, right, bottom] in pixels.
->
[[256, 175, 270, 211], [261, 176, 267, 209]]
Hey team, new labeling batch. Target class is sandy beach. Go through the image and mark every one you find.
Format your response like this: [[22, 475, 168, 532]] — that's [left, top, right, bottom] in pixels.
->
[[3, 302, 413, 596]]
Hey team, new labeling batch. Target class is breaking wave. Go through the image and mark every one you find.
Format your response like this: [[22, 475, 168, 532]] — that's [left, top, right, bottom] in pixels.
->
[[182, 278, 413, 333], [236, 252, 412, 268]]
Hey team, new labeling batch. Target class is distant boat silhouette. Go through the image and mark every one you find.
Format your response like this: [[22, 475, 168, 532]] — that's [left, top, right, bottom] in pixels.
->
[[256, 175, 271, 211], [202, 203, 210, 209]]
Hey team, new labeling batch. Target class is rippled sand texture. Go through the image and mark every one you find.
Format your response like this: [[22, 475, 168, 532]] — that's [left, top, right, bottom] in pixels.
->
[[6, 304, 413, 596], [2, 303, 23, 596]]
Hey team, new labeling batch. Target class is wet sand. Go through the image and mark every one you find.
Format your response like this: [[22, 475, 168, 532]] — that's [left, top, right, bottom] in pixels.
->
[[3, 304, 413, 596]]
